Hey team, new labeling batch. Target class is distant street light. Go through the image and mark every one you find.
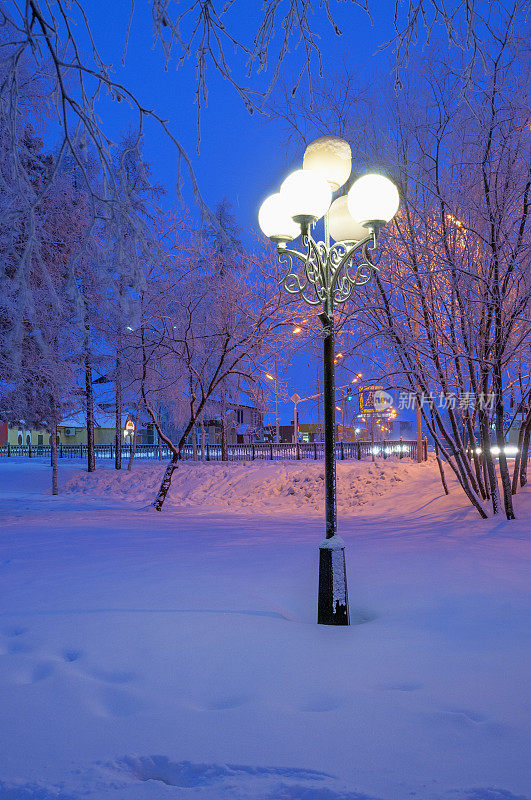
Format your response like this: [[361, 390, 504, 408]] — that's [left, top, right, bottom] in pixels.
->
[[259, 135, 399, 625], [265, 362, 280, 443]]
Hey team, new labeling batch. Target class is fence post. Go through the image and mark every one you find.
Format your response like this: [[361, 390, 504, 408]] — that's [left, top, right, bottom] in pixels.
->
[[340, 441, 344, 460], [399, 436, 403, 459], [296, 442, 300, 460], [423, 436, 428, 461], [357, 442, 361, 460], [314, 442, 317, 460], [206, 444, 210, 461], [7, 443, 10, 457], [252, 444, 255, 460], [28, 444, 32, 458], [270, 443, 273, 460]]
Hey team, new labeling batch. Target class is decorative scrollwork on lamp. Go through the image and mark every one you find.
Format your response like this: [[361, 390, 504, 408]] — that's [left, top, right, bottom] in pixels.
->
[[279, 234, 380, 309]]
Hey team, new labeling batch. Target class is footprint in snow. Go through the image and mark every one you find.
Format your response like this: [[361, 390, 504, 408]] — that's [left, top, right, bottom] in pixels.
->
[[86, 684, 141, 719], [62, 649, 81, 663], [383, 681, 422, 692], [115, 755, 334, 788], [442, 706, 488, 724], [90, 668, 135, 685], [3, 626, 27, 638], [0, 782, 75, 799], [13, 661, 55, 685], [187, 693, 251, 711], [427, 707, 505, 737], [98, 686, 139, 717], [31, 662, 55, 682], [110, 756, 394, 798], [7, 639, 33, 655], [461, 792, 530, 800]]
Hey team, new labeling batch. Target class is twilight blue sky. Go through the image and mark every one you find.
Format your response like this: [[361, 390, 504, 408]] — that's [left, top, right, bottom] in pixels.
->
[[88, 0, 397, 236], [86, 1, 403, 427]]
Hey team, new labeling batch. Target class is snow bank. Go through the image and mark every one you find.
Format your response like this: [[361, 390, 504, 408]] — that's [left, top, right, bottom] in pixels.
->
[[63, 458, 433, 513], [1, 460, 530, 799]]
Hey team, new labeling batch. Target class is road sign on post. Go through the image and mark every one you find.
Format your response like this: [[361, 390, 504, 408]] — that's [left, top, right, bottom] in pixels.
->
[[359, 387, 394, 413], [359, 386, 382, 413]]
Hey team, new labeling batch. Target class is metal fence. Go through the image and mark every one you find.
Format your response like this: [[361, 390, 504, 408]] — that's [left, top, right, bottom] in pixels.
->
[[0, 439, 426, 462]]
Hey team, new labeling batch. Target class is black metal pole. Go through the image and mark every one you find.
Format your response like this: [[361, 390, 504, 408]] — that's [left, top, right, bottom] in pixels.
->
[[323, 315, 337, 540], [317, 308, 349, 625]]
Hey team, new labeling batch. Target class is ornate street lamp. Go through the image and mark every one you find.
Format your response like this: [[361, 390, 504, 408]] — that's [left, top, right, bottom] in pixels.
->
[[258, 135, 399, 626]]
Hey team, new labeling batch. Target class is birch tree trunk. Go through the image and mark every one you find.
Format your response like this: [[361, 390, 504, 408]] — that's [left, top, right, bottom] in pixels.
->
[[220, 390, 228, 461], [51, 416, 58, 496], [201, 414, 206, 461], [512, 409, 531, 494], [520, 418, 530, 488], [84, 321, 95, 473], [115, 334, 122, 470], [433, 439, 449, 495], [150, 415, 204, 510], [494, 365, 515, 519]]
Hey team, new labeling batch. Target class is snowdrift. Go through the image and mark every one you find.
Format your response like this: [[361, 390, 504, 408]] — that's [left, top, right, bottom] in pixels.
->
[[64, 458, 434, 513]]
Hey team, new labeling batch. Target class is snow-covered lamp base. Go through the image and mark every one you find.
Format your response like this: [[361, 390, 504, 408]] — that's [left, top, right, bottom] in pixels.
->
[[317, 535, 350, 625]]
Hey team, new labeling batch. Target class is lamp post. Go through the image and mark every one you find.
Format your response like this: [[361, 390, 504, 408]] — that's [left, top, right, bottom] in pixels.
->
[[258, 135, 399, 625], [265, 356, 280, 443], [291, 394, 301, 444]]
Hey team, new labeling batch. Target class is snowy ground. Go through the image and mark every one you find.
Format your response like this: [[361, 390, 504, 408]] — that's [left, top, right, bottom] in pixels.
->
[[0, 457, 530, 800]]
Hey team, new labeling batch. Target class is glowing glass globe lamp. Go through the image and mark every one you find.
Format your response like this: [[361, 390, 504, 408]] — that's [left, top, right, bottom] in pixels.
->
[[347, 173, 400, 234], [303, 135, 352, 191], [327, 196, 368, 243], [258, 193, 300, 243], [280, 169, 332, 232]]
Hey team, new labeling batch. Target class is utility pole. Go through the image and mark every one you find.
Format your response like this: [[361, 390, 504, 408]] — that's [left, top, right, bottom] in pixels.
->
[[291, 394, 301, 444]]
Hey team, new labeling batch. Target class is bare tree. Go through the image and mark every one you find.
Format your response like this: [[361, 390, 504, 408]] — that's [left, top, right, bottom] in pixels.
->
[[126, 223, 290, 510], [2, 0, 518, 225], [269, 3, 530, 519]]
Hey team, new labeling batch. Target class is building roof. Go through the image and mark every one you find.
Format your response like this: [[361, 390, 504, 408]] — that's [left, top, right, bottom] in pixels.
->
[[59, 406, 131, 430]]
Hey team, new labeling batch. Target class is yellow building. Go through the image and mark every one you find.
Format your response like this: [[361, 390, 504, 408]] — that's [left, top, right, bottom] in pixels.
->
[[1, 410, 134, 447], [0, 422, 50, 446], [57, 411, 133, 445]]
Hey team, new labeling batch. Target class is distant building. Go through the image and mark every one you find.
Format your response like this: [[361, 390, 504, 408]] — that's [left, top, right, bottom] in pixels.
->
[[57, 409, 135, 446], [0, 421, 49, 446], [263, 423, 362, 444], [390, 420, 413, 439], [0, 407, 136, 448], [194, 400, 264, 446], [1, 396, 263, 449], [138, 400, 264, 446]]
